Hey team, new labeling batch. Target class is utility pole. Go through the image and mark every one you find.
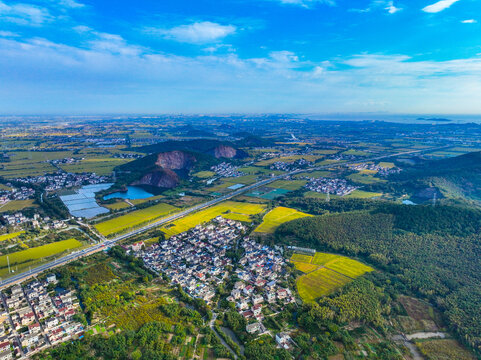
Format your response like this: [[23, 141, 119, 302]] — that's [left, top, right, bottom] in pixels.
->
[[7, 256, 10, 274], [433, 192, 437, 207], [326, 191, 330, 203]]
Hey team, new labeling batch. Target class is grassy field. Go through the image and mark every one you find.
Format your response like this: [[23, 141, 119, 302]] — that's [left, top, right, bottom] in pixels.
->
[[0, 199, 37, 213], [294, 170, 332, 179], [416, 339, 475, 360], [104, 201, 132, 210], [0, 184, 12, 191], [0, 239, 83, 278], [193, 171, 216, 178], [291, 252, 373, 302], [96, 203, 178, 236], [342, 149, 371, 156], [304, 190, 382, 200], [238, 166, 283, 175], [0, 231, 25, 242], [267, 180, 307, 191], [254, 206, 312, 233], [161, 201, 265, 238], [345, 190, 383, 198], [60, 158, 130, 175], [378, 162, 396, 168], [347, 173, 386, 184], [255, 155, 324, 167]]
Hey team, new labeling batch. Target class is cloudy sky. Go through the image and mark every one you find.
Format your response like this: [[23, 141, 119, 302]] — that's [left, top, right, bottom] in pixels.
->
[[0, 0, 480, 114]]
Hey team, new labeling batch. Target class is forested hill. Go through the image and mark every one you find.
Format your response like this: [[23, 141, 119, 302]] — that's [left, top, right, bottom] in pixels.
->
[[392, 151, 481, 200], [275, 203, 481, 355]]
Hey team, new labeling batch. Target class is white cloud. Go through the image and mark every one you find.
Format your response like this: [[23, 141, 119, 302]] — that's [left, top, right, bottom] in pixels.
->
[[147, 21, 236, 44], [422, 0, 460, 13], [88, 32, 143, 56], [1, 33, 481, 114], [58, 0, 84, 8], [350, 1, 402, 15], [0, 30, 19, 36], [73, 25, 92, 33], [385, 1, 402, 14], [0, 0, 52, 25], [274, 0, 335, 8], [461, 19, 477, 23]]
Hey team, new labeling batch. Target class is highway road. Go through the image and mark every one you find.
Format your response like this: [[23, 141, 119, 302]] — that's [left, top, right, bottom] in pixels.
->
[[0, 145, 447, 289]]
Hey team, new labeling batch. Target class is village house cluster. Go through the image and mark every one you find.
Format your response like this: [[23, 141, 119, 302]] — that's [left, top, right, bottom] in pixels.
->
[[259, 147, 312, 162], [1, 213, 66, 231], [139, 217, 245, 303], [13, 172, 107, 192], [269, 158, 313, 172], [0, 187, 35, 205], [210, 162, 245, 178], [46, 157, 83, 166], [0, 276, 83, 359], [228, 239, 295, 338], [348, 163, 401, 177], [112, 153, 143, 159], [305, 177, 358, 196]]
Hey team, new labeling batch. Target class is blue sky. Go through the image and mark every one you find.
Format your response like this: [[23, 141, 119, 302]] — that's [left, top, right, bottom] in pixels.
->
[[0, 0, 480, 114]]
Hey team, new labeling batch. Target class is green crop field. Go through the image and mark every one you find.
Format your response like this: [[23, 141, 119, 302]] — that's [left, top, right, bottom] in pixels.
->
[[161, 201, 265, 238], [267, 180, 307, 191], [291, 251, 373, 302], [0, 231, 25, 242], [0, 238, 83, 278], [255, 206, 312, 233], [0, 199, 38, 213], [96, 203, 178, 236]]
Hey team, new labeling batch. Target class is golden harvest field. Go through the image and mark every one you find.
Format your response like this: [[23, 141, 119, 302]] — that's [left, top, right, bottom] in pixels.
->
[[95, 203, 178, 236], [254, 206, 312, 233], [291, 252, 373, 302], [161, 201, 266, 238]]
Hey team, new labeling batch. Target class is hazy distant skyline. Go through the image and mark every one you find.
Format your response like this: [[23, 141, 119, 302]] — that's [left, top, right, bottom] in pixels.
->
[[1, 0, 481, 114]]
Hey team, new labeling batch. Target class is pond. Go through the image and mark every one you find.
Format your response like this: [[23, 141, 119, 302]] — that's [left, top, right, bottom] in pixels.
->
[[103, 186, 154, 201]]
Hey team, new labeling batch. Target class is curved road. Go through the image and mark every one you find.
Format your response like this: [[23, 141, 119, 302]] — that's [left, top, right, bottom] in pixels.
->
[[0, 146, 447, 289]]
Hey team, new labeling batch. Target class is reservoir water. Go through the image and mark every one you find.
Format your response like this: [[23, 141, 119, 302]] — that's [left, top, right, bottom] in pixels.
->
[[103, 186, 154, 200]]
